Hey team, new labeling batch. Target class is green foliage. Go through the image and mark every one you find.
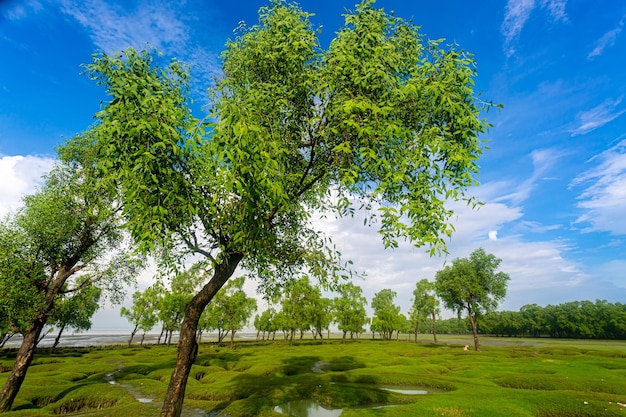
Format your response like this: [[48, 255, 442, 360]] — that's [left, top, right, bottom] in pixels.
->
[[205, 276, 257, 348], [333, 282, 369, 340], [371, 289, 403, 340], [435, 248, 509, 350], [409, 279, 440, 341], [82, 2, 495, 414], [280, 276, 322, 343], [120, 286, 160, 345], [481, 300, 626, 339], [86, 0, 493, 285]]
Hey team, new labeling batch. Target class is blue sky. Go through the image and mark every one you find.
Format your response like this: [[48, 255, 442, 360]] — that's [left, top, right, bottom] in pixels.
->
[[1, 0, 625, 331]]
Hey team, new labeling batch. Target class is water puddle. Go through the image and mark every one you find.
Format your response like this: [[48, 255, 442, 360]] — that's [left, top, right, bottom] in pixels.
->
[[274, 399, 343, 417], [274, 384, 438, 416], [379, 385, 429, 395]]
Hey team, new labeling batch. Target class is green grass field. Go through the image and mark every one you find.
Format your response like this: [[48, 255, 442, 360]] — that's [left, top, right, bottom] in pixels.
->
[[1, 335, 625, 416]]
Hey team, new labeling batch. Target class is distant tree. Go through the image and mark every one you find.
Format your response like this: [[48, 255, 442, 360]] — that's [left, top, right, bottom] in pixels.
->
[[310, 297, 333, 341], [371, 289, 401, 340], [157, 267, 206, 346], [436, 317, 469, 334], [281, 277, 318, 345], [435, 248, 510, 351], [211, 276, 257, 349], [49, 283, 101, 353], [253, 308, 277, 341], [408, 279, 439, 343], [120, 286, 160, 347], [0, 136, 140, 412], [333, 282, 369, 342]]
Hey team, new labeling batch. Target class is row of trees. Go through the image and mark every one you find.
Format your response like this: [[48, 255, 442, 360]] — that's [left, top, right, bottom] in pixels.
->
[[0, 1, 494, 415], [481, 300, 626, 339], [121, 247, 510, 352], [121, 269, 257, 350]]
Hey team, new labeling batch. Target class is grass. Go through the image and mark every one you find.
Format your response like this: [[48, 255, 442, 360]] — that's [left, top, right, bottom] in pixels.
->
[[0, 335, 625, 416]]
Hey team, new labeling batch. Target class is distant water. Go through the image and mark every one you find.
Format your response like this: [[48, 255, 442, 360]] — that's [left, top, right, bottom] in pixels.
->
[[2, 332, 259, 349]]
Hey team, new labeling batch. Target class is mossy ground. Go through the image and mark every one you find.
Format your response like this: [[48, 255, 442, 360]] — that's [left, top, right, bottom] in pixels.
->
[[0, 335, 625, 416]]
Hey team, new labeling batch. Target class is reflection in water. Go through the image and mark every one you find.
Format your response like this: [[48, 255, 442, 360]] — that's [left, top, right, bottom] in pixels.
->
[[274, 399, 343, 417]]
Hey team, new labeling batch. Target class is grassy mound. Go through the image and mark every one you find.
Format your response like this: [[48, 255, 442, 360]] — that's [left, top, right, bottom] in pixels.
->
[[0, 336, 625, 416]]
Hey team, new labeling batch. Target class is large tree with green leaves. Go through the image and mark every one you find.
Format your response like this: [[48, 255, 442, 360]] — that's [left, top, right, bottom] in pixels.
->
[[435, 248, 510, 351], [84, 0, 492, 414], [0, 137, 139, 412]]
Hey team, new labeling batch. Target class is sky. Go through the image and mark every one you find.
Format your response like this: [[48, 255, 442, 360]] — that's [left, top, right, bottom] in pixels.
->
[[1, 0, 625, 333]]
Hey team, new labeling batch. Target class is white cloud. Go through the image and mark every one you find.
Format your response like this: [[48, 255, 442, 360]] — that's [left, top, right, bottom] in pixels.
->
[[59, 0, 187, 54], [307, 185, 587, 317], [0, 155, 55, 217], [57, 0, 221, 105], [570, 97, 626, 136], [501, 0, 568, 57], [588, 16, 624, 60], [571, 139, 626, 235], [492, 148, 561, 205], [2, 0, 43, 20]]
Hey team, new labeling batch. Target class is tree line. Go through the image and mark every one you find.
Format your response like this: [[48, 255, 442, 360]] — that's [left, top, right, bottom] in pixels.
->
[[480, 300, 626, 339], [120, 247, 511, 351]]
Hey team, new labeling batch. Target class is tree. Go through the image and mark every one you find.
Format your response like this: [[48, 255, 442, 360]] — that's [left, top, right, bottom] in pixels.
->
[[332, 282, 368, 342], [435, 248, 509, 351], [210, 276, 257, 349], [49, 283, 101, 353], [0, 136, 139, 412], [310, 297, 332, 341], [281, 276, 318, 345], [120, 286, 160, 347], [253, 308, 277, 341], [371, 289, 401, 340], [409, 279, 440, 343], [85, 1, 492, 414]]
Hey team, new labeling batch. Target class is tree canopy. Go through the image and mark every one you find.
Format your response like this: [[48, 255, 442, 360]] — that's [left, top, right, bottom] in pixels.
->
[[0, 136, 140, 412], [435, 248, 509, 351], [82, 1, 493, 415]]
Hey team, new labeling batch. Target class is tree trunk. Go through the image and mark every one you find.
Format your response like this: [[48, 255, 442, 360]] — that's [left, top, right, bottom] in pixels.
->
[[50, 323, 67, 354], [0, 266, 73, 412], [468, 314, 480, 351], [229, 330, 235, 350], [0, 319, 45, 412], [167, 330, 174, 347], [158, 327, 165, 345], [160, 251, 242, 417], [414, 321, 419, 343], [128, 325, 139, 347], [0, 333, 13, 349], [431, 311, 438, 344]]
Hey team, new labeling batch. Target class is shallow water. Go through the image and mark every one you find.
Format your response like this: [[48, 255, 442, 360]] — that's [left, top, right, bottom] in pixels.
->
[[274, 399, 343, 417], [379, 385, 430, 395]]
